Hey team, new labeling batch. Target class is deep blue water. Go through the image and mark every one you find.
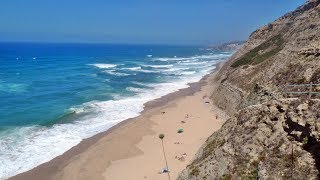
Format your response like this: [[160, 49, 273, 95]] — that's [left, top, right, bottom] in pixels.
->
[[0, 42, 232, 178]]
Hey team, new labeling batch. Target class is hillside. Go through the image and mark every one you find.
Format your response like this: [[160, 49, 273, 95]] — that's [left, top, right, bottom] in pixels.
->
[[206, 41, 245, 52], [211, 0, 320, 115], [179, 0, 320, 179]]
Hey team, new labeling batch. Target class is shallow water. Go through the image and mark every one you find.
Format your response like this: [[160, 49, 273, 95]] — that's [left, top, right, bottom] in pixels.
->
[[0, 42, 232, 179]]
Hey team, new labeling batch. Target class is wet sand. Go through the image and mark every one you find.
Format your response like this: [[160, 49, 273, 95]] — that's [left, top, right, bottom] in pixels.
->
[[10, 64, 227, 180]]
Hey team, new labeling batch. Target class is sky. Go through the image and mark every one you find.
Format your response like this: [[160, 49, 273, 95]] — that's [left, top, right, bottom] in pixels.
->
[[0, 0, 306, 45]]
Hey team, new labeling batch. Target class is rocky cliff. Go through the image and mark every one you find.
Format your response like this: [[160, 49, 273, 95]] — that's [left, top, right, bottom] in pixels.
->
[[206, 41, 245, 52], [212, 0, 320, 115], [179, 0, 320, 179]]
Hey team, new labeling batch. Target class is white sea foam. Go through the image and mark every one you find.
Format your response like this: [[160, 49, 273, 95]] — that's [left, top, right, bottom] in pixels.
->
[[123, 67, 160, 73], [162, 67, 190, 72], [122, 66, 143, 71], [89, 63, 118, 69], [142, 64, 174, 68], [131, 81, 156, 87], [0, 98, 144, 179], [179, 59, 199, 63], [179, 61, 209, 66], [126, 87, 145, 93], [163, 70, 197, 76], [103, 70, 131, 77], [137, 69, 160, 73], [152, 54, 231, 62], [0, 52, 233, 179], [153, 57, 194, 62], [179, 71, 197, 75]]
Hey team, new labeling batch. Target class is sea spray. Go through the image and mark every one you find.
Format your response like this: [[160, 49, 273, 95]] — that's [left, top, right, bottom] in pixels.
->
[[0, 43, 232, 178]]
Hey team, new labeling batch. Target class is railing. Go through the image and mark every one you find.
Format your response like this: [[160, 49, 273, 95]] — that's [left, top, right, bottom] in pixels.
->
[[283, 82, 320, 98]]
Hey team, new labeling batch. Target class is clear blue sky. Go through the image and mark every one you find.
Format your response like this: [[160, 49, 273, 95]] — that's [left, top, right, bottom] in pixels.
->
[[0, 0, 306, 45]]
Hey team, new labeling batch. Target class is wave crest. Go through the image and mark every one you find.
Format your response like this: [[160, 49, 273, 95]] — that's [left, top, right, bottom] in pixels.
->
[[89, 63, 118, 69]]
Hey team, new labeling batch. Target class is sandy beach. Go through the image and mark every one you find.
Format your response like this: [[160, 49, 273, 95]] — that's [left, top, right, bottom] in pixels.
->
[[10, 65, 227, 180]]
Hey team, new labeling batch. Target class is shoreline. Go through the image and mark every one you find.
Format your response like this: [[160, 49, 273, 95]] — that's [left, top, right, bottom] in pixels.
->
[[10, 62, 227, 180]]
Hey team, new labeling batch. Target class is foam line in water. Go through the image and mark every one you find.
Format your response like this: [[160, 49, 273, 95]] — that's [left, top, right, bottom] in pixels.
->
[[126, 87, 145, 93], [179, 61, 209, 65], [0, 52, 232, 179], [131, 81, 157, 87], [142, 64, 174, 68], [122, 66, 142, 71], [152, 54, 231, 62], [162, 67, 190, 72], [122, 67, 160, 73], [103, 70, 131, 76], [89, 63, 118, 69]]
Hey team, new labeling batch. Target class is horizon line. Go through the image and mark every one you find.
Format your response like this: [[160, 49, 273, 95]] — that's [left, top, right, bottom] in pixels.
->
[[0, 40, 246, 47]]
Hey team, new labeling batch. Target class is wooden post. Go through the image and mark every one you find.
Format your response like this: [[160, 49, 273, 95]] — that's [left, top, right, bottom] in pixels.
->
[[159, 134, 170, 180], [161, 139, 171, 180], [309, 82, 313, 99]]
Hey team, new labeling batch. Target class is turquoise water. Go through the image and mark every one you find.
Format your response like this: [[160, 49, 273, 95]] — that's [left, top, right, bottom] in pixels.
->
[[0, 42, 232, 178]]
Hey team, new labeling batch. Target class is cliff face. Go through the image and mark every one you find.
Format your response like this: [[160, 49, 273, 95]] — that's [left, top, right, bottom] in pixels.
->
[[179, 1, 320, 179], [179, 99, 320, 180], [212, 0, 320, 115]]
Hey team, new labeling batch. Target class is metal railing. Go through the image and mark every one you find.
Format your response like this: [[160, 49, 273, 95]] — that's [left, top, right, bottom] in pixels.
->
[[283, 82, 320, 98]]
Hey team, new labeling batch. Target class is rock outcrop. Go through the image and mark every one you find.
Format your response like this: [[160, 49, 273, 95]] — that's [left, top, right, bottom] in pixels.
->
[[211, 0, 320, 115], [179, 99, 320, 180], [179, 0, 320, 179]]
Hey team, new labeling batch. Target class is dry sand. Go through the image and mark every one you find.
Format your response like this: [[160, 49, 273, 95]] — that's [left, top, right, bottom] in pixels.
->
[[103, 74, 225, 180], [10, 66, 227, 180]]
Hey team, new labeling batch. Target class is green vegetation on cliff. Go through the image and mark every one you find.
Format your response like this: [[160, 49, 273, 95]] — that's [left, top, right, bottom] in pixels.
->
[[231, 34, 285, 68], [178, 0, 320, 179]]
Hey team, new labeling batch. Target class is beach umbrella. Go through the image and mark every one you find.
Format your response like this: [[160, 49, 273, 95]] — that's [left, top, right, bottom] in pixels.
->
[[159, 134, 171, 180]]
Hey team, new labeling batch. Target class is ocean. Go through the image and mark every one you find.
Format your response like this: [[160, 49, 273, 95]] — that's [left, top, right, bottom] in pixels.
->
[[0, 42, 232, 178]]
